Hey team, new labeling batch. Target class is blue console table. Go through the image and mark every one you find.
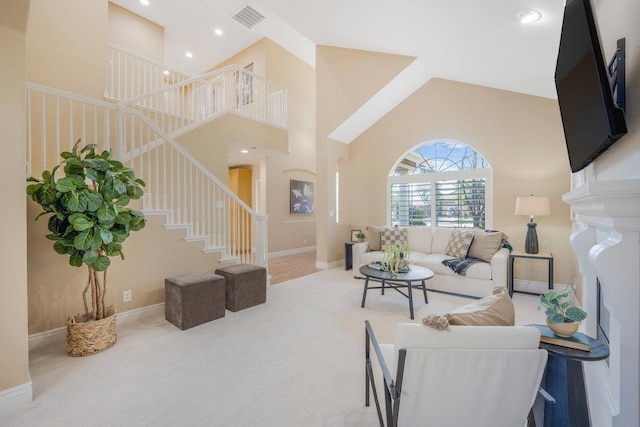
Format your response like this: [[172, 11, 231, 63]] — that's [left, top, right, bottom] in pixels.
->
[[540, 335, 609, 427]]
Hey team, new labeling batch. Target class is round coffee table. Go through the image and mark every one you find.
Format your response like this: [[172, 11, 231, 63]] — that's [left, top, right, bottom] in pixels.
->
[[359, 264, 434, 319]]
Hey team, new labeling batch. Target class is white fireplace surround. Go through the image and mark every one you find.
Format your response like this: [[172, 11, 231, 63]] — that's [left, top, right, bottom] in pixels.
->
[[563, 179, 640, 427]]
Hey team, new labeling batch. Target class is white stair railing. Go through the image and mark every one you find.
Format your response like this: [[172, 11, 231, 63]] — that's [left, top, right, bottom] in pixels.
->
[[106, 44, 193, 102], [122, 64, 288, 136], [26, 83, 267, 267]]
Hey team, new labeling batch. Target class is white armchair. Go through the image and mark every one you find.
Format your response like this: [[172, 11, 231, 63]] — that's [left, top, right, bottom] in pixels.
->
[[365, 321, 549, 426]]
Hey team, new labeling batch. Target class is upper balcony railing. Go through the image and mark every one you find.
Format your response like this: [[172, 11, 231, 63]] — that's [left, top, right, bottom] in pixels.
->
[[107, 45, 288, 134], [123, 65, 288, 135], [106, 44, 193, 102]]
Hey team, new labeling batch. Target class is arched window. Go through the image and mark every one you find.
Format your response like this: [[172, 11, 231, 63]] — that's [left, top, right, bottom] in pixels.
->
[[388, 141, 492, 229]]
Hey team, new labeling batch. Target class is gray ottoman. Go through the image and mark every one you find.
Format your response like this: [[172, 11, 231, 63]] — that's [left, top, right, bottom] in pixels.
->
[[165, 272, 225, 330], [215, 264, 267, 312]]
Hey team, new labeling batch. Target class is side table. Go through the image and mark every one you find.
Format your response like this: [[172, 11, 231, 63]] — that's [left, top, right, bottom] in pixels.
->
[[345, 242, 355, 270], [540, 335, 609, 427], [508, 250, 553, 296]]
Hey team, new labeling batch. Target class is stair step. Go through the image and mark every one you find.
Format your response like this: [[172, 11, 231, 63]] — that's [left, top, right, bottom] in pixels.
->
[[142, 209, 171, 216], [219, 256, 240, 264], [203, 246, 224, 254], [185, 235, 208, 243], [165, 223, 191, 230]]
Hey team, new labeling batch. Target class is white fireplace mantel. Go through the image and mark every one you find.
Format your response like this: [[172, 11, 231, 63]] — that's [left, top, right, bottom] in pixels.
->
[[564, 179, 640, 230], [563, 179, 640, 427]]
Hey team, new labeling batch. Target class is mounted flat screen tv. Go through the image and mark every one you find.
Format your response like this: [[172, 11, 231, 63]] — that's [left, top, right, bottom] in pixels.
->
[[555, 0, 627, 173]]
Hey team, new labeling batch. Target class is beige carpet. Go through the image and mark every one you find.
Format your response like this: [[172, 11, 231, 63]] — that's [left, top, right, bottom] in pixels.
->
[[1, 268, 545, 426]]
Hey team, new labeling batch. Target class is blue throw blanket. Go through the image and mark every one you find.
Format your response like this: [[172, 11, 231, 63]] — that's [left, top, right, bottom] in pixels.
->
[[442, 238, 512, 276], [442, 257, 485, 276]]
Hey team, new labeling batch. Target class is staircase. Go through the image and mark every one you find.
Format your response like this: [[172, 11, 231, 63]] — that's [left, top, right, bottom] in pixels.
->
[[26, 45, 288, 268]]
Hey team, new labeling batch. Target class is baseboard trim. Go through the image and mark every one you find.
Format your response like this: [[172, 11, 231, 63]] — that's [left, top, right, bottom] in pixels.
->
[[513, 279, 569, 295], [0, 377, 32, 414], [269, 246, 316, 259], [29, 303, 166, 351], [315, 260, 342, 270]]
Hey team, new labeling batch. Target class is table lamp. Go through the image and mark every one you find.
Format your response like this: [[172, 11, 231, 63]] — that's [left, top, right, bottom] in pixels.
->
[[515, 195, 550, 254]]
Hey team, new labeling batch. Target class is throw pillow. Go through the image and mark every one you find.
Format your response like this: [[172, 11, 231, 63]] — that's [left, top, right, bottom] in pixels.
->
[[446, 286, 515, 326], [468, 230, 504, 262], [381, 227, 408, 250], [366, 225, 384, 251], [444, 229, 475, 258]]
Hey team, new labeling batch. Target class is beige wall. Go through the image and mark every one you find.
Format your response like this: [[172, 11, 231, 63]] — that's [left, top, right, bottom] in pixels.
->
[[23, 0, 223, 333], [0, 0, 30, 394], [263, 40, 317, 253], [208, 39, 317, 254], [315, 46, 416, 264], [27, 0, 107, 98], [27, 200, 221, 332], [108, 2, 164, 62], [175, 115, 288, 181], [209, 38, 266, 77], [346, 78, 573, 284]]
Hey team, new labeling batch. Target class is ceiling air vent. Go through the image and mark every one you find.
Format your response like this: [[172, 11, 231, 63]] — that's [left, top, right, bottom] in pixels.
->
[[232, 5, 266, 29]]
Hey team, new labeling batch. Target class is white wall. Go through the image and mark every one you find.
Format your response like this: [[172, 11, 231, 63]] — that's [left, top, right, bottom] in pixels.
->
[[569, 1, 640, 426], [586, 0, 640, 179]]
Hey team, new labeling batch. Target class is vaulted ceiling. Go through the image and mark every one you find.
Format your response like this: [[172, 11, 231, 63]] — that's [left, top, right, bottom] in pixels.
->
[[112, 0, 565, 143]]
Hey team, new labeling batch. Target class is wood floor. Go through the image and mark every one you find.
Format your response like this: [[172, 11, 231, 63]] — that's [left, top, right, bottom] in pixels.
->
[[268, 251, 319, 285]]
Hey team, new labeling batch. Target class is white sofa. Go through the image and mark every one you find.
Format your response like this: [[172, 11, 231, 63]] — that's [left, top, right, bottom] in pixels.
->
[[352, 226, 509, 298]]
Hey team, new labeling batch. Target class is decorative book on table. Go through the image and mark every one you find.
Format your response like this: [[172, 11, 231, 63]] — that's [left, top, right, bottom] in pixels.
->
[[368, 262, 383, 270], [531, 324, 591, 352]]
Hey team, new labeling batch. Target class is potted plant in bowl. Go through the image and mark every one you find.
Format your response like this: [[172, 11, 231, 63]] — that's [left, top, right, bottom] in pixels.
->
[[26, 140, 146, 356], [382, 243, 411, 276], [538, 289, 587, 337], [355, 231, 366, 243]]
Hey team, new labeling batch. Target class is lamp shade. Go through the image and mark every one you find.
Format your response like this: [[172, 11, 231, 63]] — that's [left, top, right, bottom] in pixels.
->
[[515, 196, 550, 216]]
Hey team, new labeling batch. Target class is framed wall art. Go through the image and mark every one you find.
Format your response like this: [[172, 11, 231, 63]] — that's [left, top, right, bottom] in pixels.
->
[[290, 180, 314, 214]]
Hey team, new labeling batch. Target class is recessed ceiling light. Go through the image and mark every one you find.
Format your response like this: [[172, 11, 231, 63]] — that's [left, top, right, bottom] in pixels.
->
[[185, 51, 193, 58], [163, 70, 170, 76], [240, 149, 249, 154], [140, 0, 150, 5], [214, 28, 223, 36], [518, 9, 542, 24]]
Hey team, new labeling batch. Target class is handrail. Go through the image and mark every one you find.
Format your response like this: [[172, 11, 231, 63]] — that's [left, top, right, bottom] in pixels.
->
[[27, 82, 258, 217], [28, 83, 118, 109]]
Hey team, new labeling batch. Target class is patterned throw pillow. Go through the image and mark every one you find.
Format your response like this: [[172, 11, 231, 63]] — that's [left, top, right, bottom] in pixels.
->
[[381, 227, 408, 250], [444, 229, 475, 258]]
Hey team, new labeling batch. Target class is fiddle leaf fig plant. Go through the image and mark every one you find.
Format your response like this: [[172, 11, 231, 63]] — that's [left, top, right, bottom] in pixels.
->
[[538, 289, 587, 324], [26, 140, 146, 321]]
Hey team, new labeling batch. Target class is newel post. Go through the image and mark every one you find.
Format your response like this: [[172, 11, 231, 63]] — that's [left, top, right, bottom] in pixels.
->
[[255, 215, 269, 270]]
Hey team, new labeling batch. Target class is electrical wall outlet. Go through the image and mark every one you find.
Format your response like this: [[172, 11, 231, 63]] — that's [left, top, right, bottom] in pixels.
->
[[123, 290, 132, 303]]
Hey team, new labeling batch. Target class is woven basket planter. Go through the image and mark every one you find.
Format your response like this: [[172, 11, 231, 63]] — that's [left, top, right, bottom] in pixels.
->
[[66, 305, 117, 357]]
